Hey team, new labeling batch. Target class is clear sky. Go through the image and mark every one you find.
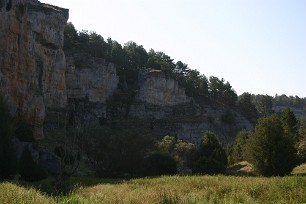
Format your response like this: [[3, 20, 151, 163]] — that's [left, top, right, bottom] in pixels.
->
[[42, 0, 306, 97]]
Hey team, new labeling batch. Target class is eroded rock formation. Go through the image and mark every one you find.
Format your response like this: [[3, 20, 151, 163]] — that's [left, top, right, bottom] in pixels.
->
[[0, 0, 68, 139], [137, 70, 190, 106], [66, 53, 119, 104], [0, 0, 253, 145], [128, 70, 252, 144]]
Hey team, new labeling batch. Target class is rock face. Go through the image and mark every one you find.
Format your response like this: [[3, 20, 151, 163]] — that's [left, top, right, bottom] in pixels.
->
[[0, 0, 253, 145], [129, 102, 253, 145], [129, 70, 253, 144], [137, 70, 190, 106], [0, 0, 68, 139], [66, 53, 119, 104]]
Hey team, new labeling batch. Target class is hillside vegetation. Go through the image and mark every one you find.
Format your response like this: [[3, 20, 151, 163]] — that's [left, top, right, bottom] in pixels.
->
[[64, 22, 306, 115]]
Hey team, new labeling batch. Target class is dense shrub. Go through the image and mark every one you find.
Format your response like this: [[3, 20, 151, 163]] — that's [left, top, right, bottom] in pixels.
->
[[82, 124, 153, 178], [244, 114, 298, 176], [156, 135, 196, 170], [297, 140, 306, 163], [298, 119, 306, 162], [227, 129, 251, 164], [193, 156, 226, 174], [193, 131, 227, 174], [143, 152, 177, 176], [237, 92, 258, 124], [18, 146, 47, 182]]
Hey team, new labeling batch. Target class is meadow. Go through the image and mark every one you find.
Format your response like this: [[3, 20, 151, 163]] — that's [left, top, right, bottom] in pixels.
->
[[1, 174, 305, 204]]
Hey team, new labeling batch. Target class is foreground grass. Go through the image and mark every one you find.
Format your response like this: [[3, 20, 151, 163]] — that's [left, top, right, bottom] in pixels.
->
[[0, 182, 53, 204], [1, 175, 305, 204]]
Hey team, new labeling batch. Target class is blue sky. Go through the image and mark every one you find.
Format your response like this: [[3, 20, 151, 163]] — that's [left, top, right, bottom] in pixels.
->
[[43, 0, 306, 97]]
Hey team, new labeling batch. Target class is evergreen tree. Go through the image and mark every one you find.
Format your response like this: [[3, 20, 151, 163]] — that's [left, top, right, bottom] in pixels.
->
[[143, 151, 177, 176], [279, 108, 299, 142], [297, 118, 306, 162], [193, 131, 227, 174], [228, 129, 251, 164], [238, 92, 258, 123], [244, 114, 298, 176]]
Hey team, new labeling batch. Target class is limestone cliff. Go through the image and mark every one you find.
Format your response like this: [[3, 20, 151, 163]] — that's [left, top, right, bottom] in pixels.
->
[[0, 0, 68, 139], [137, 70, 190, 106], [128, 70, 252, 144], [0, 0, 253, 144], [66, 53, 119, 104], [52, 53, 119, 126]]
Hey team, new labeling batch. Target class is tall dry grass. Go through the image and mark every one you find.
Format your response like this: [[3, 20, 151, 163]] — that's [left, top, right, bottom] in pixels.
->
[[75, 175, 306, 204], [0, 182, 53, 204], [1, 175, 305, 204]]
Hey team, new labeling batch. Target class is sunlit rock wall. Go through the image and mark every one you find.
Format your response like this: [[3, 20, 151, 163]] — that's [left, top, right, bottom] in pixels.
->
[[137, 70, 190, 106], [0, 0, 68, 139], [65, 53, 119, 104]]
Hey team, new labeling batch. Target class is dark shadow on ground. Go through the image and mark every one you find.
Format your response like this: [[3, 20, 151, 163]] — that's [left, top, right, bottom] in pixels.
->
[[18, 176, 125, 196]]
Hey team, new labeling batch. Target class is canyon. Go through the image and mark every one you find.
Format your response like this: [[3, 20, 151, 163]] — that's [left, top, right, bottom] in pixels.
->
[[0, 0, 252, 144]]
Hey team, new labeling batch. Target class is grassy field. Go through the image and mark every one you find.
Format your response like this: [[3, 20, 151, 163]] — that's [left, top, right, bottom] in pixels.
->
[[1, 175, 306, 204]]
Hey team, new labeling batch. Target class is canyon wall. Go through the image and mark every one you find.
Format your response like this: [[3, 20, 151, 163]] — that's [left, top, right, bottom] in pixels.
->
[[129, 70, 252, 144], [137, 70, 190, 106], [0, 1, 253, 144], [0, 0, 68, 139], [66, 53, 119, 104]]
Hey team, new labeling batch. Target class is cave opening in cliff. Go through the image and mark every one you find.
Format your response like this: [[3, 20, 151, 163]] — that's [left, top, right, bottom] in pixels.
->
[[6, 0, 12, 11]]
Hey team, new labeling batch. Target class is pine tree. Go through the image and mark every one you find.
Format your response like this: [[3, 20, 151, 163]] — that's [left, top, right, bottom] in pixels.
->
[[193, 131, 227, 174], [244, 114, 298, 176]]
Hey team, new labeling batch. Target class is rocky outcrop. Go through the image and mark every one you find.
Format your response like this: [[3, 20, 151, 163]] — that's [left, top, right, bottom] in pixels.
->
[[129, 70, 253, 143], [56, 53, 119, 126], [66, 53, 119, 104], [137, 70, 190, 106], [145, 106, 253, 145], [176, 108, 253, 145], [0, 0, 68, 139]]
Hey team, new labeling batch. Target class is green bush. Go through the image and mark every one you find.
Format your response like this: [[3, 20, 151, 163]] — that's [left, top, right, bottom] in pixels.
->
[[18, 146, 47, 182], [82, 125, 153, 178], [143, 152, 177, 176], [244, 114, 298, 176], [227, 129, 250, 164], [156, 135, 196, 170], [193, 156, 226, 174], [193, 131, 227, 174]]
